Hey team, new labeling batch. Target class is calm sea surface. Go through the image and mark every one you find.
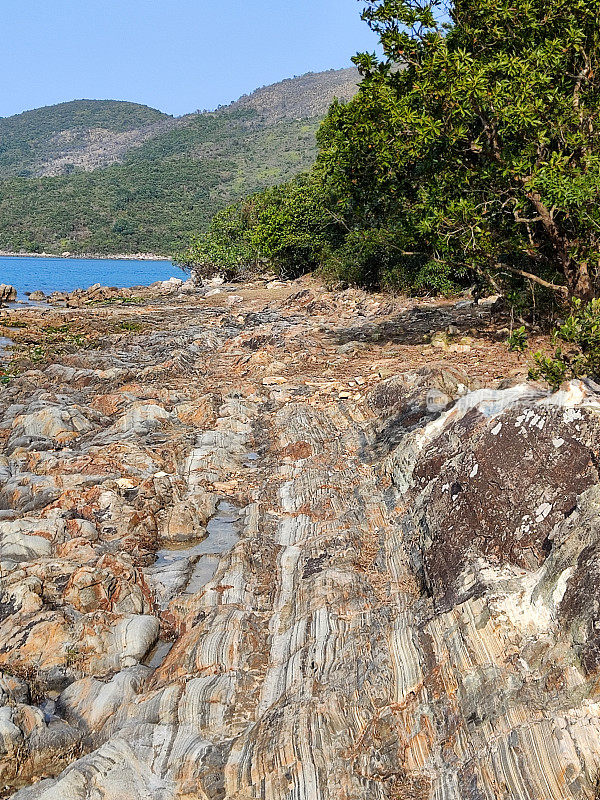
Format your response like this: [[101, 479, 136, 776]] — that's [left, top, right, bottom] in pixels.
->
[[0, 256, 184, 300]]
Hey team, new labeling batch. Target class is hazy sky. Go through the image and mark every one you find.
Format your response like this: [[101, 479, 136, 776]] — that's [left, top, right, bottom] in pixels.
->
[[1, 0, 379, 118]]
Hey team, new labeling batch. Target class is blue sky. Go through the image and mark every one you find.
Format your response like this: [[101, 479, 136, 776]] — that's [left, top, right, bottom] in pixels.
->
[[1, 0, 379, 118]]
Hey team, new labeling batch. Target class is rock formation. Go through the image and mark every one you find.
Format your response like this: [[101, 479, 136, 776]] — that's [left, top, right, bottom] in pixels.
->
[[0, 279, 600, 799], [0, 285, 17, 306], [36, 277, 191, 307]]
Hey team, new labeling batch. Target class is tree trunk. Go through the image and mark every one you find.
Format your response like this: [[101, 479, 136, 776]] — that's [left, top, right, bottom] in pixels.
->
[[526, 190, 595, 301], [564, 259, 594, 302]]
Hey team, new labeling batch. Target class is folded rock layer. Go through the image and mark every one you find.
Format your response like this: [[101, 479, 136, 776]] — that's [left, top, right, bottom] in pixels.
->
[[0, 281, 599, 799]]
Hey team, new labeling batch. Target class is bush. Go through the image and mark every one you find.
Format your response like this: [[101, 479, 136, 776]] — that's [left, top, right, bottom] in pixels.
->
[[528, 299, 600, 389], [174, 202, 265, 281], [175, 174, 344, 281], [507, 326, 528, 353], [321, 228, 461, 293]]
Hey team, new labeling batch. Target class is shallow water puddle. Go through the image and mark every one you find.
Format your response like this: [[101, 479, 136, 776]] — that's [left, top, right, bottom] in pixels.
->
[[148, 501, 241, 609]]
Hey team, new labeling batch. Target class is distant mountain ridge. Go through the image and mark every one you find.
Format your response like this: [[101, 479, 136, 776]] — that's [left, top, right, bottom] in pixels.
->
[[0, 100, 174, 179], [227, 68, 359, 122], [0, 68, 359, 181], [0, 68, 359, 256]]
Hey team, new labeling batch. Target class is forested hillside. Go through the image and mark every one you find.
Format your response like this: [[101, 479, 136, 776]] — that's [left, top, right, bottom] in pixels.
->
[[0, 69, 358, 255], [0, 100, 174, 179]]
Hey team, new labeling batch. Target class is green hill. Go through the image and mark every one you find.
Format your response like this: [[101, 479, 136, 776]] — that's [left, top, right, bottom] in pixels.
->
[[0, 100, 173, 179], [0, 69, 359, 255]]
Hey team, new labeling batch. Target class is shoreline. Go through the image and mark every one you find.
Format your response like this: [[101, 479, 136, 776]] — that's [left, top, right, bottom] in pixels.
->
[[0, 251, 171, 262]]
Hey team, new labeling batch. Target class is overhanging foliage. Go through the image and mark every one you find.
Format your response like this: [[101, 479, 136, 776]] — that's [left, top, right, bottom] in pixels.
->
[[181, 0, 600, 299]]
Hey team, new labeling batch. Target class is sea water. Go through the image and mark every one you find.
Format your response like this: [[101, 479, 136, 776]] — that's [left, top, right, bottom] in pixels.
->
[[0, 255, 185, 300]]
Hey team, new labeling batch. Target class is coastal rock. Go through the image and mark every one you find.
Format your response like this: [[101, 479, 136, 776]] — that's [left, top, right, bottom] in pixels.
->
[[63, 555, 153, 614], [160, 490, 218, 542], [114, 401, 172, 434], [10, 403, 93, 446], [159, 277, 183, 290], [0, 701, 82, 792], [4, 280, 600, 799], [0, 284, 17, 305], [404, 387, 600, 607], [0, 517, 56, 562], [57, 665, 151, 733], [43, 277, 189, 307]]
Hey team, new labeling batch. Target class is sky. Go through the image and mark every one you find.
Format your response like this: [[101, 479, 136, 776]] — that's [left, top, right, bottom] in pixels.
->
[[0, 0, 380, 118]]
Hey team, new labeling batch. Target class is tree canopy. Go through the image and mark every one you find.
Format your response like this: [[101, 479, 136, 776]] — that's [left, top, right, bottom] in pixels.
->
[[180, 0, 600, 300]]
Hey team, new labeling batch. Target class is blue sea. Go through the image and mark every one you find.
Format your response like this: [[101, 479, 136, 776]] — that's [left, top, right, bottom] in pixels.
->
[[0, 256, 185, 301]]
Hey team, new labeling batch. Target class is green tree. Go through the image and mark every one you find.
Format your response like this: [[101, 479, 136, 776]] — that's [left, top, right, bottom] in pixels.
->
[[175, 174, 343, 280], [317, 0, 600, 298], [175, 201, 264, 279], [247, 175, 341, 278]]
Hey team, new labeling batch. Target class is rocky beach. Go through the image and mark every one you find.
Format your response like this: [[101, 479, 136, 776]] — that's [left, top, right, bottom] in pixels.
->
[[0, 276, 599, 799], [0, 254, 170, 262]]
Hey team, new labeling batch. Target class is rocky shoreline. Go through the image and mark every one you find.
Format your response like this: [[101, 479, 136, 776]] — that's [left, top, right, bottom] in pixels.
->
[[0, 277, 599, 799], [0, 252, 170, 262], [23, 276, 196, 306]]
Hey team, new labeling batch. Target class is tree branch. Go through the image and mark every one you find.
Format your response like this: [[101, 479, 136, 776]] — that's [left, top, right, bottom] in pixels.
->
[[323, 208, 351, 233], [491, 262, 568, 296]]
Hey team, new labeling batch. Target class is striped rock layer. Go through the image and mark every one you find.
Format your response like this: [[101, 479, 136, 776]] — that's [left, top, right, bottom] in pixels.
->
[[1, 286, 600, 800]]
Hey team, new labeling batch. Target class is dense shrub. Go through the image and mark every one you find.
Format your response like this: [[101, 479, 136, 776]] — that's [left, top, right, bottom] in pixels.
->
[[529, 299, 600, 389], [175, 175, 343, 280], [174, 202, 264, 280]]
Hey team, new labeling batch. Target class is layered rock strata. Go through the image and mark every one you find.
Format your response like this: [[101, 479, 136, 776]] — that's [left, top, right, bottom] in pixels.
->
[[0, 281, 599, 799]]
